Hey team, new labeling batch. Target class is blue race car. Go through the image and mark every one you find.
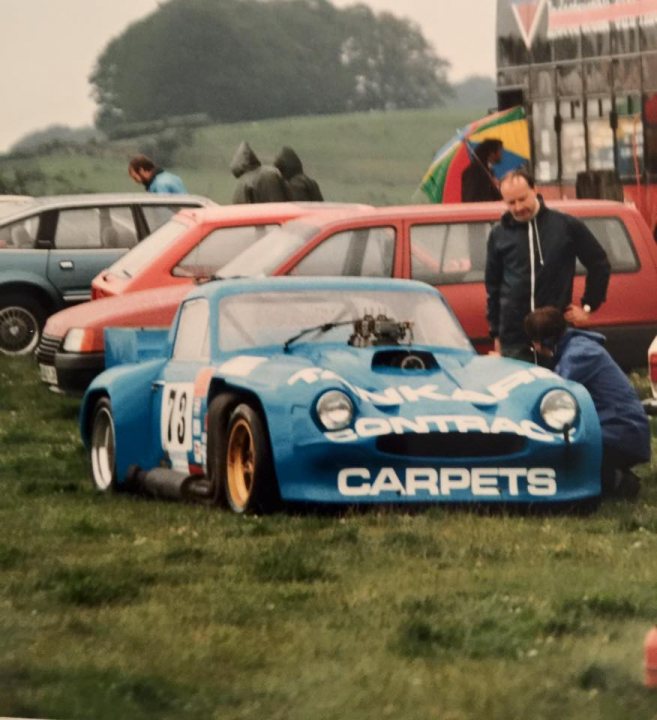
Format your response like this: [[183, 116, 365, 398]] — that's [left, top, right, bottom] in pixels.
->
[[79, 276, 602, 512]]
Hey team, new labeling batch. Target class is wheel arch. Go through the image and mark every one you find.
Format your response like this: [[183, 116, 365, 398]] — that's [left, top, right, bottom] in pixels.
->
[[207, 380, 270, 427], [206, 380, 274, 459], [0, 279, 60, 316], [206, 379, 280, 511], [80, 389, 110, 448]]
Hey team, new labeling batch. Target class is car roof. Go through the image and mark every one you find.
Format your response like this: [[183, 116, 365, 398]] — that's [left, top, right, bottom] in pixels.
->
[[277, 199, 635, 230], [172, 201, 371, 226], [0, 192, 216, 222]]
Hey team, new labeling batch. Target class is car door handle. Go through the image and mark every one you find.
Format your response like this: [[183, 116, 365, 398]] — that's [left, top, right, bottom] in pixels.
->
[[59, 260, 74, 270], [152, 380, 165, 390]]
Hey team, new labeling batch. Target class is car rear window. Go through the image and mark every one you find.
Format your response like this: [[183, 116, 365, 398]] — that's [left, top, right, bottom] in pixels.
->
[[577, 217, 638, 272], [107, 219, 189, 278], [142, 205, 191, 234], [408, 216, 638, 286], [173, 224, 279, 278], [0, 216, 39, 249], [410, 222, 493, 285], [218, 221, 320, 277]]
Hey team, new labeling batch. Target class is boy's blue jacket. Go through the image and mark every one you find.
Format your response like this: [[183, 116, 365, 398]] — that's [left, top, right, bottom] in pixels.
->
[[555, 328, 651, 462]]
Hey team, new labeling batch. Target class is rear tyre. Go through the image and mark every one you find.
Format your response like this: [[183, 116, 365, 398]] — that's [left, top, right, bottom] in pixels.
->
[[0, 294, 46, 355], [223, 403, 279, 514], [90, 398, 118, 492]]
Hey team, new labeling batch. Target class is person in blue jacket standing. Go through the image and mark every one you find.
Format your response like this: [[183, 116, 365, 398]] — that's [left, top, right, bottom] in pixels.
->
[[129, 154, 187, 194], [524, 306, 651, 499]]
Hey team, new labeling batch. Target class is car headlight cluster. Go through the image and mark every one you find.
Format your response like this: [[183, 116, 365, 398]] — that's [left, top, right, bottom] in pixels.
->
[[316, 390, 354, 431], [62, 328, 89, 352], [540, 389, 578, 431]]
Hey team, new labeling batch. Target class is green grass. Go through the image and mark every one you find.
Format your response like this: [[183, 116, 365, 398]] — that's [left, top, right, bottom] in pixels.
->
[[0, 106, 485, 205], [1, 355, 657, 718]]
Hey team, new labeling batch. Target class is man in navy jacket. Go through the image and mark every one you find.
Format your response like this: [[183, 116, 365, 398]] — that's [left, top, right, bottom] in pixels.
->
[[486, 169, 611, 361], [524, 306, 651, 499]]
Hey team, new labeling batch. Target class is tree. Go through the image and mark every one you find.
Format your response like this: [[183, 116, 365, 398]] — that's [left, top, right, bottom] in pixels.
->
[[338, 6, 452, 111], [89, 0, 452, 132]]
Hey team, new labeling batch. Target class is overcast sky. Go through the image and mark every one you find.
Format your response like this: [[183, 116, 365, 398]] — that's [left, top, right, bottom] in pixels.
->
[[0, 0, 496, 152]]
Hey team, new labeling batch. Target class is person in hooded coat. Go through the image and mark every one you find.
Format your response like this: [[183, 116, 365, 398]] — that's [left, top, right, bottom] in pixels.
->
[[274, 146, 324, 201], [524, 306, 651, 499], [230, 141, 290, 203]]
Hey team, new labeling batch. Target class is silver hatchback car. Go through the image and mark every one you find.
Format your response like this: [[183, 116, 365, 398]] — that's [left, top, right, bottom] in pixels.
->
[[0, 192, 216, 355]]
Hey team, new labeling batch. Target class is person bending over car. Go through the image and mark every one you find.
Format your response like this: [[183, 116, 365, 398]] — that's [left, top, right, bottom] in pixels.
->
[[524, 306, 651, 499]]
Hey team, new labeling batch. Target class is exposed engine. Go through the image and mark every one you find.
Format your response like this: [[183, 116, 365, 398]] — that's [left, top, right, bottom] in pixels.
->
[[348, 313, 413, 348]]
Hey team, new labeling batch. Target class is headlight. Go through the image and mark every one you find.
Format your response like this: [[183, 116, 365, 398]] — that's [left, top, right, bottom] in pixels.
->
[[62, 328, 92, 352], [540, 389, 578, 431], [316, 390, 354, 431]]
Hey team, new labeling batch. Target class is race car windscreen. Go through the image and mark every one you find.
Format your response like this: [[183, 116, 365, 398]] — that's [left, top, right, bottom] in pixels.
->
[[104, 219, 189, 279], [218, 289, 472, 353], [217, 221, 320, 277]]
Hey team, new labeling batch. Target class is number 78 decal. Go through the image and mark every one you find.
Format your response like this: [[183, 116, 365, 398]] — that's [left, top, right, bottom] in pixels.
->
[[161, 383, 195, 452]]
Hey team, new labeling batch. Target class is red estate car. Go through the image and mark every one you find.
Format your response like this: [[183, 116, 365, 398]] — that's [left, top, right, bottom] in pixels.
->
[[37, 199, 657, 395], [218, 200, 657, 369]]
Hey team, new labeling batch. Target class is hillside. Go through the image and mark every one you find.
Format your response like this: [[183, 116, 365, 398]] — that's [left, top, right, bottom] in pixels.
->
[[0, 107, 484, 206]]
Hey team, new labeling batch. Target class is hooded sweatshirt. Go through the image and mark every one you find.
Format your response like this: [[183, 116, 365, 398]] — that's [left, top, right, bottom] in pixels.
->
[[485, 196, 611, 347], [230, 141, 290, 203], [555, 328, 651, 464], [274, 146, 323, 201]]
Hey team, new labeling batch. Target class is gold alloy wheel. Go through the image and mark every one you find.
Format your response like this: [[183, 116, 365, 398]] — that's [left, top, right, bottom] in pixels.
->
[[226, 417, 256, 511]]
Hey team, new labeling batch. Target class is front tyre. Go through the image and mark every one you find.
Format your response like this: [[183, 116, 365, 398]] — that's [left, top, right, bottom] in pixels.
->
[[90, 398, 117, 492], [206, 393, 241, 506], [224, 403, 279, 514]]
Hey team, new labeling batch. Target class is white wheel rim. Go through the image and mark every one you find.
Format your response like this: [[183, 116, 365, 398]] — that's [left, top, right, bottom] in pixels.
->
[[91, 406, 115, 490]]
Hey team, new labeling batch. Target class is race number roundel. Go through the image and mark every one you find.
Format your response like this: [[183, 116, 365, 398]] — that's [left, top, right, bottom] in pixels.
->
[[161, 383, 195, 453]]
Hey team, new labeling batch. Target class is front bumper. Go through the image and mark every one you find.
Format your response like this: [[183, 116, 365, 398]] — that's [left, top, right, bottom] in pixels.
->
[[54, 351, 105, 396], [273, 432, 602, 505]]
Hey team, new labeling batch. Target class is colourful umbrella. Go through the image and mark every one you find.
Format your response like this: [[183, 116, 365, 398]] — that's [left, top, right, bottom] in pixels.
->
[[419, 106, 530, 203]]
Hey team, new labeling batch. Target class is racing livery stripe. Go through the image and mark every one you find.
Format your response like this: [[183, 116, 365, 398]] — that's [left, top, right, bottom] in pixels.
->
[[194, 367, 214, 397], [217, 356, 268, 377]]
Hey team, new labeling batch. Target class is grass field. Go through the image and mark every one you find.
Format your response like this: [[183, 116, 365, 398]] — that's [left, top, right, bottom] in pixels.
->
[[2, 106, 657, 717], [0, 106, 485, 205], [1, 354, 657, 719]]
